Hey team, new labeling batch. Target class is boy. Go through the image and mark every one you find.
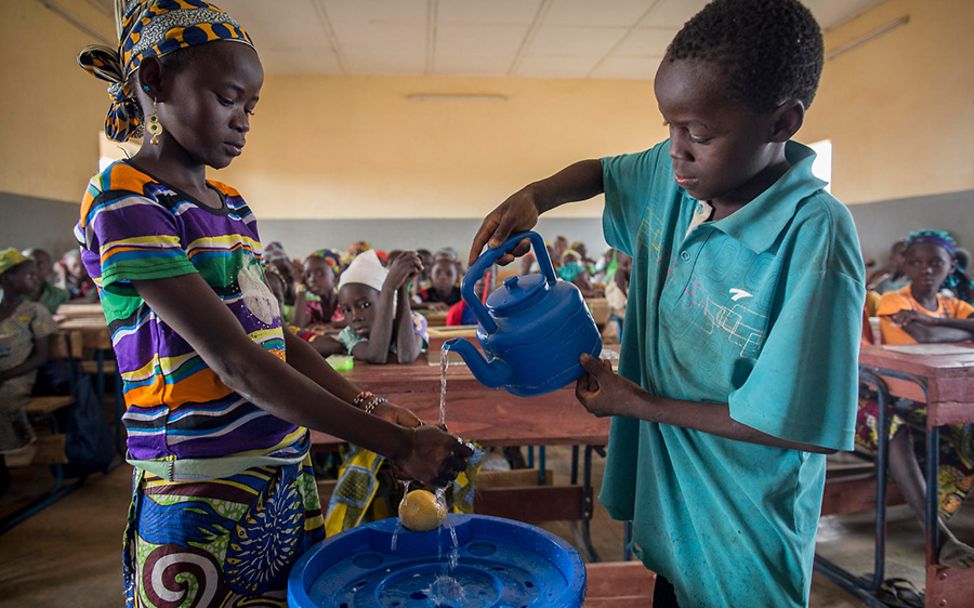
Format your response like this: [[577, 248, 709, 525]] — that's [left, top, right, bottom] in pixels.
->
[[468, 1, 864, 605]]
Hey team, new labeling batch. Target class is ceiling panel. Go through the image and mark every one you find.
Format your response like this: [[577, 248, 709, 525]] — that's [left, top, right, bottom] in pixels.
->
[[224, 0, 331, 51], [544, 0, 653, 27], [590, 55, 662, 80], [527, 25, 628, 57], [437, 0, 542, 25], [206, 0, 892, 79], [613, 27, 675, 57], [641, 0, 709, 29]]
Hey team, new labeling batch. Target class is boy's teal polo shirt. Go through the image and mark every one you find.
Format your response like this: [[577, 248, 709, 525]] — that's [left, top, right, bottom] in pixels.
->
[[600, 140, 865, 607]]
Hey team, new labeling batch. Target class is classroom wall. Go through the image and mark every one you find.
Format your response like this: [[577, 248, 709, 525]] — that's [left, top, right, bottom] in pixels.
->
[[801, 0, 974, 205], [2, 0, 972, 265]]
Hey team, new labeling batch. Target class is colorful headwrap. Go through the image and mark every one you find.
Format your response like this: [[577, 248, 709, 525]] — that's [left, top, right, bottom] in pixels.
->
[[308, 249, 342, 275], [905, 230, 958, 256], [0, 248, 31, 277], [77, 0, 254, 142], [263, 241, 289, 264], [343, 241, 373, 266]]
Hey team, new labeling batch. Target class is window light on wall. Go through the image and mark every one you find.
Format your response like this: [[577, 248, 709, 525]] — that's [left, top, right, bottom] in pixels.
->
[[809, 139, 832, 193]]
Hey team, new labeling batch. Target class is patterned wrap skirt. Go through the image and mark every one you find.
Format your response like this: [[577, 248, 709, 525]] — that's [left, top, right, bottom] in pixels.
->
[[123, 456, 325, 608]]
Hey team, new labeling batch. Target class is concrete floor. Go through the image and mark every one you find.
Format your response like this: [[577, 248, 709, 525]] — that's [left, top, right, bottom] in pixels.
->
[[1, 446, 971, 607]]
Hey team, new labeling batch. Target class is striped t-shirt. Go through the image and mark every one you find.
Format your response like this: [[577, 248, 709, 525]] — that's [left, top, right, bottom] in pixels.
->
[[75, 161, 308, 465]]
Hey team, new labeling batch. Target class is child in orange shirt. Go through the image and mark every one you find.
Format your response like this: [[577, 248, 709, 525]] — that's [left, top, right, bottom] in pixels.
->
[[858, 230, 974, 568]]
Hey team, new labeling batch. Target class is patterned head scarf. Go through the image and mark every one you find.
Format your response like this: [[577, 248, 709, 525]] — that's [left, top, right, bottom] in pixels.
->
[[904, 230, 957, 256], [262, 241, 289, 264], [0, 248, 31, 277], [308, 249, 342, 276], [77, 0, 254, 142], [343, 241, 373, 266]]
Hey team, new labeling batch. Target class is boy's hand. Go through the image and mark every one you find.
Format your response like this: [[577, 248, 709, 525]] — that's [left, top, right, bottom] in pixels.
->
[[392, 425, 473, 487], [575, 354, 642, 417], [468, 184, 545, 266], [387, 252, 423, 290]]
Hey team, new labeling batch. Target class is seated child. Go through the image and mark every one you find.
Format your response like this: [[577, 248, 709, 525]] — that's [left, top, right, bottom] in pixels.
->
[[867, 239, 909, 294], [446, 278, 485, 326], [315, 250, 428, 363], [0, 250, 55, 493], [558, 250, 603, 297], [56, 250, 97, 302], [21, 248, 70, 314], [262, 241, 301, 306], [944, 247, 974, 304], [857, 230, 974, 568], [293, 249, 344, 332], [416, 259, 462, 311]]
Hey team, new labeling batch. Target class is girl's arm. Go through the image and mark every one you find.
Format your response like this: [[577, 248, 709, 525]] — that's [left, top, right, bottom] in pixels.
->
[[291, 286, 310, 328], [132, 273, 468, 485], [890, 311, 974, 343], [395, 286, 422, 363], [0, 338, 49, 383], [575, 355, 836, 454]]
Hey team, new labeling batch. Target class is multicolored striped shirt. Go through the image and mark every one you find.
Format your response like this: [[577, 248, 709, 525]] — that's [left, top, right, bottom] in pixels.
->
[[75, 161, 308, 465]]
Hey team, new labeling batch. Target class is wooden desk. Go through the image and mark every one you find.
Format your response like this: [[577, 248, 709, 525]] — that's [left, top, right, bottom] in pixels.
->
[[817, 344, 974, 608], [55, 303, 105, 319], [310, 352, 612, 559]]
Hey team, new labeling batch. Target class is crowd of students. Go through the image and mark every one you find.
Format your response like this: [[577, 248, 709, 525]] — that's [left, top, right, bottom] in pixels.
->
[[256, 237, 631, 366]]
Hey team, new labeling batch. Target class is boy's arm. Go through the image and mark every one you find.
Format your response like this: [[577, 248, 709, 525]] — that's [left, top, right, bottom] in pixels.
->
[[395, 287, 422, 363], [468, 160, 604, 266], [575, 356, 836, 454]]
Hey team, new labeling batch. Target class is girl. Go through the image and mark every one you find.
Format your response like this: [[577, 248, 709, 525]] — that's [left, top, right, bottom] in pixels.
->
[[0, 250, 55, 494], [22, 248, 70, 314], [858, 230, 974, 568], [316, 250, 427, 364], [76, 2, 468, 606], [292, 248, 344, 333]]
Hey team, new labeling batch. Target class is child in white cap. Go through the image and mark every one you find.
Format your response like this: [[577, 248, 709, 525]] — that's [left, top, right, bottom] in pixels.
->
[[317, 250, 428, 363]]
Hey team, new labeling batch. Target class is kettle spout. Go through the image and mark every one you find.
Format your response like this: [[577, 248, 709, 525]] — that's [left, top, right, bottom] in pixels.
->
[[444, 339, 512, 389]]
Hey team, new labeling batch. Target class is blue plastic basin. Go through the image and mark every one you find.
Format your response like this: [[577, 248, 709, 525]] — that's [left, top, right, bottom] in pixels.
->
[[288, 514, 586, 607]]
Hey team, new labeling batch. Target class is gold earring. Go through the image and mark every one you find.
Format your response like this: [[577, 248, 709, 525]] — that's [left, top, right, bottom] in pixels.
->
[[146, 100, 163, 145]]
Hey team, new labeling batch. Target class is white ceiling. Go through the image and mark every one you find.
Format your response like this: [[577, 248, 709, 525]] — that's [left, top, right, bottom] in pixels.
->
[[91, 0, 889, 79]]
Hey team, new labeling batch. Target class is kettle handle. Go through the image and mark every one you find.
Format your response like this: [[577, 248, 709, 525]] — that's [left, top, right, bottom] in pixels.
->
[[462, 231, 556, 333]]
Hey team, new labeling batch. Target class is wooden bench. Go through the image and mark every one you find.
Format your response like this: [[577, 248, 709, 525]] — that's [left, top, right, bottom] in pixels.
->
[[584, 561, 656, 607], [25, 396, 74, 416], [6, 434, 68, 468], [821, 459, 906, 516]]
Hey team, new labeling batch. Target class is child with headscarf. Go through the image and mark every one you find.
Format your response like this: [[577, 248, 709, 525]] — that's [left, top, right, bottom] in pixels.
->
[[856, 229, 974, 568], [292, 248, 344, 335], [75, 3, 469, 604], [0, 249, 56, 494], [22, 248, 70, 314], [314, 250, 428, 363]]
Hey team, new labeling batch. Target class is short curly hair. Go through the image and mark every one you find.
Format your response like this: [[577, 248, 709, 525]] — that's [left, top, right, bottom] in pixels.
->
[[666, 0, 824, 113]]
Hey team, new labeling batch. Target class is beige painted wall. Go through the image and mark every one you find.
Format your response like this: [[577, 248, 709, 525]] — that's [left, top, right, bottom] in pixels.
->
[[802, 0, 974, 204], [214, 75, 662, 219], [0, 0, 113, 204], [2, 0, 971, 218]]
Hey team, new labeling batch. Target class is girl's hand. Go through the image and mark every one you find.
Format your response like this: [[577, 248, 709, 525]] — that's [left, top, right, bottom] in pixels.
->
[[575, 354, 642, 417], [387, 252, 423, 290], [372, 401, 423, 428], [392, 425, 473, 487], [468, 185, 544, 267], [891, 310, 937, 327]]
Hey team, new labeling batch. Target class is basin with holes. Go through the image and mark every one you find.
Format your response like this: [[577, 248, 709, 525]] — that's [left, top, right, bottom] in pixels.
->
[[288, 513, 586, 607]]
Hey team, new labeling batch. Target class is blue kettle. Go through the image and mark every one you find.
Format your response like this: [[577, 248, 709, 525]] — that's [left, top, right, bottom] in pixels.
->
[[445, 231, 603, 397]]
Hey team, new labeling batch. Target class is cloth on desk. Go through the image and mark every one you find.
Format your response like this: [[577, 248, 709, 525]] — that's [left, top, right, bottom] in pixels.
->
[[325, 442, 484, 536]]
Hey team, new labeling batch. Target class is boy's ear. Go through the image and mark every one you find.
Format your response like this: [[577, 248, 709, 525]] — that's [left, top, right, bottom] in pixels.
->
[[769, 99, 805, 143]]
